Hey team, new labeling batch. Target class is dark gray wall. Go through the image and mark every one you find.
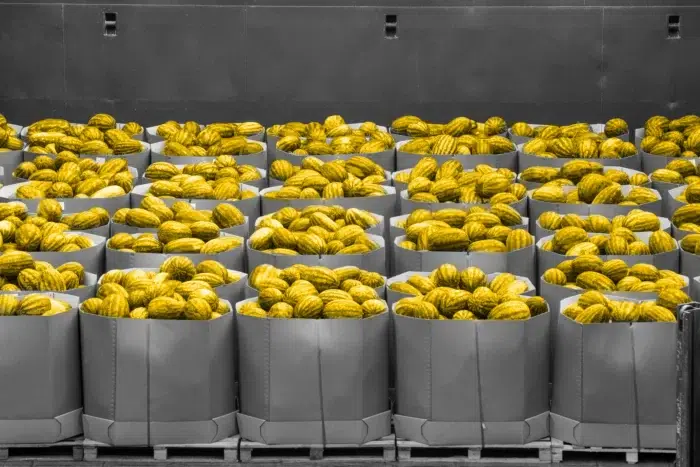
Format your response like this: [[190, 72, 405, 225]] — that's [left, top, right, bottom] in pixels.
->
[[0, 0, 698, 128]]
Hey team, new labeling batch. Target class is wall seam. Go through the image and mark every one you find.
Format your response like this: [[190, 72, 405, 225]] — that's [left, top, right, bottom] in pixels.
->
[[62, 3, 67, 110], [600, 7, 605, 119]]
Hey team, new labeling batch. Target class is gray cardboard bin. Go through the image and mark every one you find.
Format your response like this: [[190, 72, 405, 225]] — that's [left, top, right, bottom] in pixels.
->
[[534, 216, 671, 242], [393, 235, 537, 283], [255, 212, 384, 240], [111, 216, 250, 239], [235, 298, 391, 445], [273, 148, 395, 172], [105, 232, 245, 271], [673, 224, 695, 243], [653, 180, 685, 218], [97, 268, 247, 307], [399, 189, 527, 216], [518, 166, 650, 191], [8, 123, 22, 136], [30, 232, 106, 275], [144, 163, 268, 191], [146, 124, 264, 143], [0, 150, 22, 184], [268, 123, 395, 171], [24, 143, 152, 176], [0, 293, 82, 443], [388, 128, 410, 143], [386, 271, 535, 309], [246, 234, 387, 275], [74, 221, 111, 239], [260, 186, 397, 220], [589, 123, 630, 142], [634, 128, 644, 147], [389, 214, 529, 255], [536, 232, 680, 273], [393, 303, 550, 445], [640, 150, 698, 174], [666, 185, 689, 224], [270, 169, 393, 188], [149, 140, 268, 170], [243, 277, 386, 301], [13, 166, 140, 187], [396, 140, 517, 172], [81, 309, 237, 446], [20, 123, 143, 142], [540, 277, 689, 335], [116, 123, 145, 142], [518, 149, 641, 172], [681, 249, 700, 299], [528, 185, 663, 230], [0, 181, 133, 215], [0, 271, 99, 303], [393, 167, 523, 192], [507, 123, 551, 146], [130, 183, 261, 225], [551, 295, 676, 449]]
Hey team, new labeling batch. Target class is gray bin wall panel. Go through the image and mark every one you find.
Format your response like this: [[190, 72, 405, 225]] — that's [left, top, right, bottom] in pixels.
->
[[0, 296, 82, 444], [81, 312, 237, 446], [551, 305, 676, 449], [236, 305, 390, 444]]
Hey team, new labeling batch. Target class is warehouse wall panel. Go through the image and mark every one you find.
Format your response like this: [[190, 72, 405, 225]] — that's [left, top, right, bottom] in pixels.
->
[[245, 7, 419, 104], [63, 5, 247, 101], [0, 4, 65, 101], [0, 1, 698, 127]]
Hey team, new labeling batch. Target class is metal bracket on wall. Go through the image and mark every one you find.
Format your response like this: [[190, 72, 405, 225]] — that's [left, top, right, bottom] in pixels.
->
[[385, 14, 397, 39], [668, 14, 681, 40], [104, 12, 117, 37]]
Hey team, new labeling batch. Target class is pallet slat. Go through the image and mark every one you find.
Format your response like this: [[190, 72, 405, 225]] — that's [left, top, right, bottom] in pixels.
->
[[396, 438, 562, 464], [561, 441, 676, 465], [83, 436, 238, 461], [239, 435, 396, 462], [0, 437, 84, 461]]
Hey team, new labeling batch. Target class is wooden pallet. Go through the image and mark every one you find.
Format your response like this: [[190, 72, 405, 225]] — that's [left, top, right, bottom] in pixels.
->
[[0, 436, 84, 461], [561, 442, 676, 465], [396, 438, 562, 464], [239, 435, 396, 462], [83, 436, 238, 461]]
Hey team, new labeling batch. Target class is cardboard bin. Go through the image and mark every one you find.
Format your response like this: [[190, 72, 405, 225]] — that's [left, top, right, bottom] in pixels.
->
[[81, 308, 236, 446], [393, 301, 550, 445], [0, 292, 82, 443], [551, 295, 676, 449], [236, 298, 391, 445]]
